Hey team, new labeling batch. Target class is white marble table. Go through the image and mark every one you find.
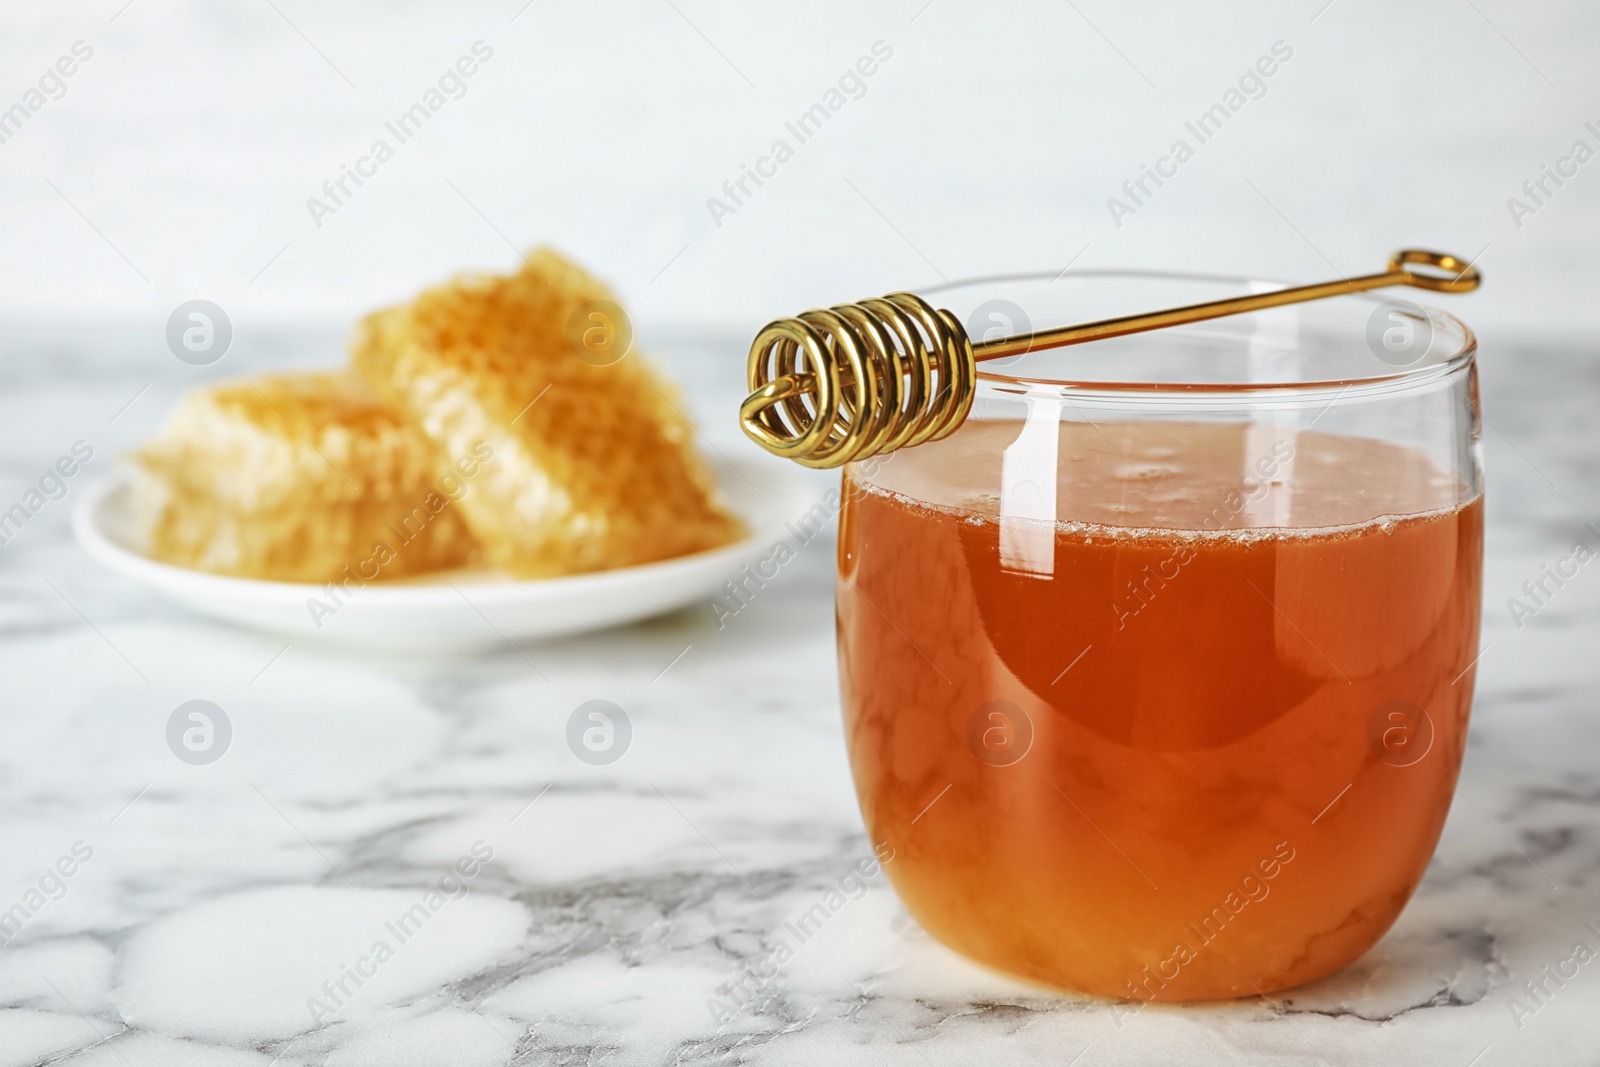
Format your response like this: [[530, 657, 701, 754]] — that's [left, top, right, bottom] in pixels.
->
[[0, 324, 1595, 1066]]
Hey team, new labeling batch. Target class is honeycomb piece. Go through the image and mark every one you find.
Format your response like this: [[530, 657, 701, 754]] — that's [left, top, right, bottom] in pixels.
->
[[351, 248, 746, 578], [131, 372, 479, 583]]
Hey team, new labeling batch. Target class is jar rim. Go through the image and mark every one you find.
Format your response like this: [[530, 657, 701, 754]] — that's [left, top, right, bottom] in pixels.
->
[[917, 268, 1478, 398]]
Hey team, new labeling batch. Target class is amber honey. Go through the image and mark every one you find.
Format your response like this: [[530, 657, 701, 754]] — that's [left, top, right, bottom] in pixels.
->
[[837, 419, 1482, 1000]]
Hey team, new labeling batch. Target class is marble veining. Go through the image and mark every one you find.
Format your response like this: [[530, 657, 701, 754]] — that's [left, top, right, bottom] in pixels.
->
[[0, 326, 1595, 1066]]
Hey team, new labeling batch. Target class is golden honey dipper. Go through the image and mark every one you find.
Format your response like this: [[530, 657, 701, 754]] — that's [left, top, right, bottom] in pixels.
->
[[740, 249, 1480, 469]]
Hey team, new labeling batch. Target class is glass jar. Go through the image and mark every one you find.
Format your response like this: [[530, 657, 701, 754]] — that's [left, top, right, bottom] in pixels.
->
[[835, 270, 1483, 1001]]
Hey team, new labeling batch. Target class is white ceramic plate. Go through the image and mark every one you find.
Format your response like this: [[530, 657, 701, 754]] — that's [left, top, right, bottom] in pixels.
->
[[73, 458, 822, 651]]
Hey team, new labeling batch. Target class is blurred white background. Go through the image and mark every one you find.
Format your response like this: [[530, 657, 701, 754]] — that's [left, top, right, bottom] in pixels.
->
[[0, 0, 1595, 338]]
